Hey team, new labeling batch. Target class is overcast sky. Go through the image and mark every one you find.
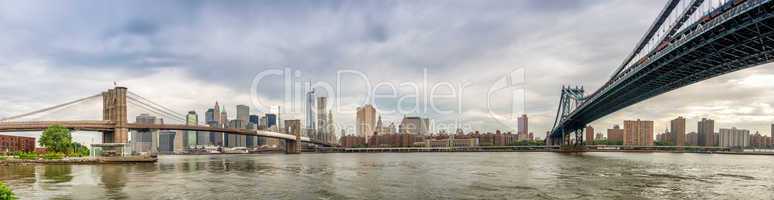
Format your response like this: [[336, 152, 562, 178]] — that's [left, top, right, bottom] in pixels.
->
[[2, 0, 774, 144]]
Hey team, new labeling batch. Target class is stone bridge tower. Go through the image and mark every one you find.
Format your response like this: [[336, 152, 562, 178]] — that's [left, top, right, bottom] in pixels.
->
[[102, 87, 129, 143], [284, 119, 301, 154]]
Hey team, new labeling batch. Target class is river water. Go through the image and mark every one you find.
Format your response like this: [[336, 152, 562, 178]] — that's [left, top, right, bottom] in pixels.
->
[[1, 152, 773, 199]]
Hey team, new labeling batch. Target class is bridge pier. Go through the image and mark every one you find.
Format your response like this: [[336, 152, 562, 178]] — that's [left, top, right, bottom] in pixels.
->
[[102, 87, 128, 144], [284, 120, 301, 154]]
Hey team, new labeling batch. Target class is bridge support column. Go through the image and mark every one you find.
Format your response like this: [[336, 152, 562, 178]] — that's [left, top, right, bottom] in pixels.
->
[[102, 87, 128, 144], [284, 120, 301, 154]]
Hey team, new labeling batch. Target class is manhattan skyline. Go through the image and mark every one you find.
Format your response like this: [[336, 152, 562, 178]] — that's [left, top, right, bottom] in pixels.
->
[[2, 0, 774, 138]]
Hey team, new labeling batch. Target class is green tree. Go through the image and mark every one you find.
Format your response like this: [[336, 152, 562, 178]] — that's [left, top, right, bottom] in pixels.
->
[[39, 125, 72, 153], [0, 181, 15, 200]]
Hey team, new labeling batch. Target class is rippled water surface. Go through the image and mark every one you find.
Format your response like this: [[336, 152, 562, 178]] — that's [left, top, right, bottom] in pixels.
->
[[2, 152, 774, 199]]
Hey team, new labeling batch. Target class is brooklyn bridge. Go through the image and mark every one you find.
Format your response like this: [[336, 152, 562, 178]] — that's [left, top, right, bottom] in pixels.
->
[[0, 87, 337, 154]]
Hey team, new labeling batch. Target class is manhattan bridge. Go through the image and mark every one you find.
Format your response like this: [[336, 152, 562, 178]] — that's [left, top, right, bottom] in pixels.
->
[[549, 0, 774, 146]]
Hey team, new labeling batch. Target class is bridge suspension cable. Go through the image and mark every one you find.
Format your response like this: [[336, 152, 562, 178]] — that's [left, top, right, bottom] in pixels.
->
[[126, 96, 187, 123], [609, 0, 682, 80], [0, 94, 102, 122], [127, 91, 186, 117]]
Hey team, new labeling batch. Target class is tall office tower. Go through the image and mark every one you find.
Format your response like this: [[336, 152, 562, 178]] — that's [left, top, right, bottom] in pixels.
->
[[670, 116, 686, 146], [236, 105, 249, 129], [585, 126, 594, 144], [356, 104, 377, 140], [205, 109, 215, 123], [214, 101, 221, 126], [317, 96, 328, 141], [266, 114, 277, 128], [249, 115, 260, 129], [517, 114, 528, 135], [185, 111, 198, 148], [220, 107, 228, 128], [698, 118, 715, 146], [328, 111, 336, 143], [306, 89, 316, 130], [623, 119, 654, 146]]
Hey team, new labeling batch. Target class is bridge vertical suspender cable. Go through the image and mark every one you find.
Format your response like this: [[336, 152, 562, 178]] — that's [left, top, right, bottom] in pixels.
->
[[0, 94, 102, 122], [126, 96, 187, 122], [609, 0, 682, 81]]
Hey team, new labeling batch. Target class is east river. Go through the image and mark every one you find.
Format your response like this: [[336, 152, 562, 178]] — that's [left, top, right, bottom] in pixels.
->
[[1, 152, 773, 199]]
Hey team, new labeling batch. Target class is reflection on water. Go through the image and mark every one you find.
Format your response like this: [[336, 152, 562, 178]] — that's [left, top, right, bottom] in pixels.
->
[[1, 153, 774, 199]]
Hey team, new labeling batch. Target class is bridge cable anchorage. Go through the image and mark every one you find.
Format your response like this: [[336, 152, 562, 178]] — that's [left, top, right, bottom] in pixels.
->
[[0, 94, 102, 122], [126, 97, 186, 122], [126, 91, 186, 117], [609, 0, 682, 81]]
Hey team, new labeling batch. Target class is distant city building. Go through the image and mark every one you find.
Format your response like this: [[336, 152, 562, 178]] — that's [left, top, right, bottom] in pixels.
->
[[671, 116, 686, 146], [623, 119, 653, 146], [356, 104, 377, 140], [399, 116, 430, 135], [185, 111, 198, 148], [0, 134, 35, 153], [517, 114, 528, 136], [686, 132, 698, 146], [220, 107, 228, 128], [158, 130, 177, 154], [718, 127, 751, 148], [585, 126, 594, 144], [214, 102, 222, 126], [236, 105, 250, 129], [607, 125, 624, 143], [698, 118, 715, 146], [249, 115, 260, 127], [339, 135, 366, 148], [266, 113, 277, 128]]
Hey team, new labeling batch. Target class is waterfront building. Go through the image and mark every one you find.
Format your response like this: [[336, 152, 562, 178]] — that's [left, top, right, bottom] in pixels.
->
[[356, 104, 377, 140], [698, 118, 715, 146], [607, 125, 624, 143], [671, 117, 686, 146], [585, 126, 594, 144], [623, 119, 653, 146], [185, 111, 198, 148], [718, 127, 751, 148], [158, 131, 176, 154], [339, 135, 366, 148], [0, 134, 35, 153]]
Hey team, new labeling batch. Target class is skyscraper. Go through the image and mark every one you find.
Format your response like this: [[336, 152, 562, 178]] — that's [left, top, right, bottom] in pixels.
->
[[623, 119, 653, 146], [185, 111, 198, 148], [670, 116, 686, 146], [214, 101, 221, 126], [328, 110, 336, 144], [356, 104, 377, 140], [317, 96, 328, 141], [517, 114, 528, 135], [698, 118, 715, 146], [306, 89, 316, 130], [220, 107, 228, 128], [236, 105, 249, 129], [266, 113, 277, 128]]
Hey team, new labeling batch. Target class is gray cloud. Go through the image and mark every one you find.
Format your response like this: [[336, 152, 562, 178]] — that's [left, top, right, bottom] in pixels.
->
[[3, 0, 774, 141]]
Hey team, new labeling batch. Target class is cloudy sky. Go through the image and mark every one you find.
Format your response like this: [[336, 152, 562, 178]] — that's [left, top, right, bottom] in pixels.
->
[[2, 0, 774, 144]]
